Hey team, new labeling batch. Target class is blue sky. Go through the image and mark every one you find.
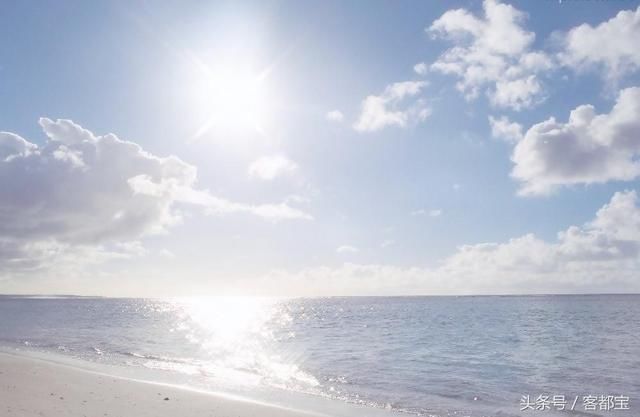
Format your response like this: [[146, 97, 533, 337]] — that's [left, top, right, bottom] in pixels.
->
[[1, 0, 640, 296]]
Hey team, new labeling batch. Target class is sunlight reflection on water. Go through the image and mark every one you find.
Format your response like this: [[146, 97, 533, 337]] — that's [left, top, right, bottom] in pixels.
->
[[2, 295, 639, 417], [167, 297, 318, 389]]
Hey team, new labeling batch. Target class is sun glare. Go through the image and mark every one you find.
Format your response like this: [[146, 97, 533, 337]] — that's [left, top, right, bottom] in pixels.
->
[[179, 296, 276, 345], [191, 68, 271, 140]]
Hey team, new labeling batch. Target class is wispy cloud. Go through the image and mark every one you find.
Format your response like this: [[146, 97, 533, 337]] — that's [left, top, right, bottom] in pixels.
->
[[326, 110, 344, 123], [248, 154, 298, 181], [411, 209, 443, 217], [337, 245, 359, 254], [413, 62, 428, 76], [380, 239, 395, 248]]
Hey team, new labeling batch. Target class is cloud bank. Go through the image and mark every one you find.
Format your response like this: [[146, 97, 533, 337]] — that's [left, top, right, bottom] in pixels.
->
[[0, 119, 310, 275], [256, 190, 640, 295]]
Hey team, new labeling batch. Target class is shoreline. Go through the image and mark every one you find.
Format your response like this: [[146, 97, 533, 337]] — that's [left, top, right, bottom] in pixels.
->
[[0, 350, 350, 417]]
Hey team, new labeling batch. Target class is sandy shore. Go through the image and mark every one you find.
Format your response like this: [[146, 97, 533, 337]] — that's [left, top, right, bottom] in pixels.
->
[[0, 351, 327, 417]]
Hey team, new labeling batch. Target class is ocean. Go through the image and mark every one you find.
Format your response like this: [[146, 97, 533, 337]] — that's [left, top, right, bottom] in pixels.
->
[[0, 295, 638, 417]]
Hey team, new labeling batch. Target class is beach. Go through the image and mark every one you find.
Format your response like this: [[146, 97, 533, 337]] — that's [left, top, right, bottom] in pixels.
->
[[0, 351, 323, 417], [1, 296, 638, 417]]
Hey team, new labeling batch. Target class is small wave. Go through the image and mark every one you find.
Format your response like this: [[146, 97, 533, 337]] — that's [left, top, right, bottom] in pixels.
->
[[122, 351, 146, 359], [141, 359, 202, 376], [122, 352, 192, 364]]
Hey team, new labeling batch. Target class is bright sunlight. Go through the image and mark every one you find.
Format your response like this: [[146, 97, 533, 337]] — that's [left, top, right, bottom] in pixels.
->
[[191, 67, 271, 140]]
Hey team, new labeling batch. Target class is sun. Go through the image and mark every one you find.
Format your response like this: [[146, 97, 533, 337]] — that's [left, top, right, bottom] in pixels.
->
[[191, 67, 271, 140]]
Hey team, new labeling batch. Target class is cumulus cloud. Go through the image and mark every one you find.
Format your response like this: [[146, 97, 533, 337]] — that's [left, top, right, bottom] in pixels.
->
[[353, 81, 430, 132], [248, 154, 298, 181], [255, 191, 640, 295], [0, 119, 310, 274], [429, 0, 552, 110], [325, 110, 344, 123], [559, 5, 640, 80], [511, 87, 640, 196], [488, 115, 523, 143]]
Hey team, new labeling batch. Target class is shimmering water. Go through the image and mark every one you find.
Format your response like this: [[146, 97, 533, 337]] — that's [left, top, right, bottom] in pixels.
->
[[0, 295, 639, 416]]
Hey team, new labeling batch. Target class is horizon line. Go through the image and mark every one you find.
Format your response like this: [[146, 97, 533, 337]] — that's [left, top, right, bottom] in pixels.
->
[[1, 292, 639, 299]]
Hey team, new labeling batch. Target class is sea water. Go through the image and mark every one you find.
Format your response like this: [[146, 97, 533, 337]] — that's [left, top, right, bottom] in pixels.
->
[[0, 294, 638, 417]]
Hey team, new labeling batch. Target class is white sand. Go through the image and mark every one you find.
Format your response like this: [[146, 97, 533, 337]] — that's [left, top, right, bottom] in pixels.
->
[[0, 352, 328, 417]]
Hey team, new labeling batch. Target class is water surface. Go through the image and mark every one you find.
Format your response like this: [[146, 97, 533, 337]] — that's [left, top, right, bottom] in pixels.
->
[[0, 295, 638, 416]]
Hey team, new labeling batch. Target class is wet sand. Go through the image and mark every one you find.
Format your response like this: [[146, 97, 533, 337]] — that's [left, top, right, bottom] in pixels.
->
[[0, 351, 326, 417]]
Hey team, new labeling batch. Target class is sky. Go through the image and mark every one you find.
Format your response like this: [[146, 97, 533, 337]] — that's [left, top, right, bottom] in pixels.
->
[[1, 0, 640, 296]]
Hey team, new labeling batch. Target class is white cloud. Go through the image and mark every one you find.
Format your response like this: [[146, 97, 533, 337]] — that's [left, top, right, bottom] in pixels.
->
[[429, 209, 443, 217], [248, 154, 298, 181], [326, 110, 344, 123], [429, 0, 552, 110], [0, 119, 310, 274], [559, 5, 640, 80], [411, 209, 442, 217], [511, 87, 640, 196], [337, 245, 359, 254], [0, 239, 140, 277], [255, 191, 640, 295], [0, 118, 196, 246], [353, 81, 430, 132], [439, 190, 640, 289], [490, 75, 545, 109], [488, 115, 523, 143], [413, 62, 429, 75], [241, 202, 311, 221]]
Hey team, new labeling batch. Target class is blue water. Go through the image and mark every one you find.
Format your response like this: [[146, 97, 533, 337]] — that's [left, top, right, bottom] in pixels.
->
[[0, 295, 638, 417]]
